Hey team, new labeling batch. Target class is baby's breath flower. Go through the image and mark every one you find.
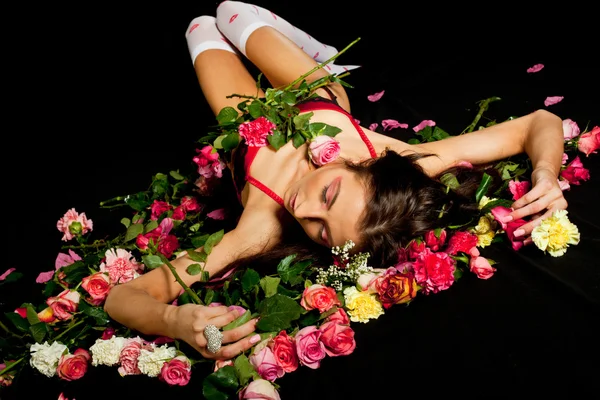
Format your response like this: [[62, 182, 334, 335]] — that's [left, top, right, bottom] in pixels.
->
[[531, 210, 580, 257], [316, 240, 373, 289], [343, 286, 384, 323]]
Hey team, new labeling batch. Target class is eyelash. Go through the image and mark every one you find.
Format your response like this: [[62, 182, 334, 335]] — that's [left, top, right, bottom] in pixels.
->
[[320, 185, 329, 243]]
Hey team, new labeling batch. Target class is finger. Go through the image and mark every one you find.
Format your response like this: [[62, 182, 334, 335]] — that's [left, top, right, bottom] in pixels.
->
[[219, 331, 263, 360], [512, 210, 552, 237], [208, 309, 242, 328], [222, 318, 259, 345], [203, 305, 231, 317], [511, 185, 545, 210]]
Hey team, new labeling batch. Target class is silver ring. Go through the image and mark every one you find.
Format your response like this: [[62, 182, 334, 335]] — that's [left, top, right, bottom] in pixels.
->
[[203, 324, 224, 353]]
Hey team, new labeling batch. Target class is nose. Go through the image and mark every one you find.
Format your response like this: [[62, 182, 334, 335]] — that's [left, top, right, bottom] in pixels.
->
[[294, 198, 325, 221]]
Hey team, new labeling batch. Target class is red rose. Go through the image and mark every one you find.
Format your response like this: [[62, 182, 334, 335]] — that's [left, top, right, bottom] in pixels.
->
[[445, 231, 478, 255], [300, 284, 341, 313], [81, 272, 112, 306], [319, 321, 356, 357], [57, 349, 90, 381]]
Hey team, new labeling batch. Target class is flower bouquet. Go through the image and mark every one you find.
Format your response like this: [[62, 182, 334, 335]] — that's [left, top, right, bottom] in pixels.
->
[[1, 53, 598, 400]]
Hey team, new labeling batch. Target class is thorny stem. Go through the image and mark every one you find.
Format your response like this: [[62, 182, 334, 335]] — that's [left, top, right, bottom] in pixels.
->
[[160, 255, 202, 304], [52, 319, 85, 343], [462, 96, 501, 134], [0, 357, 24, 376]]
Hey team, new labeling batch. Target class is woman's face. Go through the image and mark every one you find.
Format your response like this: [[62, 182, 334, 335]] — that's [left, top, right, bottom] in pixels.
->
[[283, 162, 367, 248]]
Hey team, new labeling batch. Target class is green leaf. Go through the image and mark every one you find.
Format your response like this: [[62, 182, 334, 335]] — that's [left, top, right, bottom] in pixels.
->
[[222, 132, 240, 151], [186, 263, 204, 276], [125, 192, 151, 212], [213, 134, 228, 149], [241, 269, 260, 292], [191, 233, 210, 249], [234, 354, 260, 387], [124, 223, 144, 242], [293, 112, 312, 131], [432, 126, 451, 141], [256, 294, 304, 332], [26, 304, 41, 325], [222, 310, 252, 331], [203, 229, 224, 255], [29, 322, 48, 343], [4, 312, 29, 332], [186, 249, 207, 263], [475, 172, 493, 203], [142, 254, 164, 270], [202, 366, 240, 400], [440, 172, 460, 190], [280, 91, 297, 105], [415, 125, 433, 140], [480, 198, 514, 214], [292, 132, 306, 148], [267, 130, 286, 150], [308, 122, 342, 138], [248, 100, 264, 119], [170, 170, 185, 180], [216, 106, 239, 124], [0, 270, 22, 284], [79, 299, 110, 325], [407, 138, 421, 144], [120, 217, 131, 228], [260, 276, 280, 297]]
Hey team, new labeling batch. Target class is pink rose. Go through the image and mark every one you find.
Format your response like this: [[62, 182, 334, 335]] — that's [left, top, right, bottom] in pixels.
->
[[238, 116, 276, 147], [407, 239, 426, 259], [300, 284, 342, 313], [294, 325, 326, 369], [490, 206, 527, 251], [46, 289, 80, 321], [308, 135, 341, 166], [562, 118, 580, 140], [239, 379, 281, 400], [101, 326, 116, 340], [560, 156, 590, 185], [270, 331, 298, 373], [81, 272, 112, 305], [160, 355, 192, 386], [249, 345, 285, 382], [577, 126, 600, 156], [193, 145, 226, 178], [118, 338, 144, 376], [57, 348, 90, 381], [319, 321, 356, 357], [413, 248, 456, 294], [356, 268, 386, 293], [508, 180, 531, 201], [469, 256, 497, 279]]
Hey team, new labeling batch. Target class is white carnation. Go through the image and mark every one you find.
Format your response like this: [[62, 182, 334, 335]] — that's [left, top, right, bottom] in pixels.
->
[[29, 341, 68, 377], [137, 344, 177, 377], [89, 336, 127, 366]]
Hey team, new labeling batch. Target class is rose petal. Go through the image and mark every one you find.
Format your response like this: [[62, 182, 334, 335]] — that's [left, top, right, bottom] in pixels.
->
[[526, 63, 544, 73], [382, 119, 408, 131], [413, 119, 436, 132], [0, 268, 16, 281], [36, 270, 55, 283], [207, 208, 226, 220], [369, 122, 378, 131], [544, 96, 564, 107], [367, 90, 385, 102]]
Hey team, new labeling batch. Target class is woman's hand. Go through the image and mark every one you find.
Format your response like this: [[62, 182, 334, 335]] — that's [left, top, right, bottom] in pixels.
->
[[508, 167, 568, 238], [172, 303, 260, 359]]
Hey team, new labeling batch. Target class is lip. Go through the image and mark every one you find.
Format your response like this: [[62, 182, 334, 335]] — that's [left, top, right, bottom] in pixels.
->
[[289, 192, 298, 211]]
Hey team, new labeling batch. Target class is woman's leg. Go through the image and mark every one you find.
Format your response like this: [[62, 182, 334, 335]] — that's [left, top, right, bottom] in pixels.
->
[[215, 1, 353, 112], [185, 15, 265, 116]]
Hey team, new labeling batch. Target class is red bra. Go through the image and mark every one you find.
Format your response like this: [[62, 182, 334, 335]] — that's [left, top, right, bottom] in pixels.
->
[[239, 98, 377, 207]]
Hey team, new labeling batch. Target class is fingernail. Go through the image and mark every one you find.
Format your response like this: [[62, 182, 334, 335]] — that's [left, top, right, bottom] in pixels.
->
[[503, 215, 513, 223], [249, 334, 261, 344], [513, 229, 524, 237]]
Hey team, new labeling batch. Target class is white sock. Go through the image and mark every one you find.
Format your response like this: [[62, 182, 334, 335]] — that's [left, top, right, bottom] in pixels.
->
[[185, 15, 238, 65], [215, 0, 360, 73]]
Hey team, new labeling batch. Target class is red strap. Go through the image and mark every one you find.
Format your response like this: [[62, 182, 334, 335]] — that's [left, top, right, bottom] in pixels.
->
[[247, 175, 285, 207]]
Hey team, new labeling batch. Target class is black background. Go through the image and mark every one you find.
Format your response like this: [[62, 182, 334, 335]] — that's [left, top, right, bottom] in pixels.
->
[[2, 1, 599, 399]]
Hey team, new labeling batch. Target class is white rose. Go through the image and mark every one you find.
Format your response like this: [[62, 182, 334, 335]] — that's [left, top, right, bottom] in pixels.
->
[[29, 341, 68, 377]]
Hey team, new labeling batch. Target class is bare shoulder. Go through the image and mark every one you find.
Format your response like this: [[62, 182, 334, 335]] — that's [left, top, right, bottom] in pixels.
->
[[234, 204, 285, 250]]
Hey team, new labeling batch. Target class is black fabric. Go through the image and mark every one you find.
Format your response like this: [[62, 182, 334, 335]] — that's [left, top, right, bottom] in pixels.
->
[[3, 1, 599, 399]]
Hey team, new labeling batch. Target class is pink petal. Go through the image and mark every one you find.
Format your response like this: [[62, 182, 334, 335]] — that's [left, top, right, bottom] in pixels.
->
[[526, 63, 544, 73], [0, 268, 16, 281], [382, 119, 408, 131], [413, 119, 436, 132], [207, 208, 226, 220], [367, 90, 385, 102], [544, 96, 564, 106], [369, 122, 378, 131], [36, 270, 55, 283]]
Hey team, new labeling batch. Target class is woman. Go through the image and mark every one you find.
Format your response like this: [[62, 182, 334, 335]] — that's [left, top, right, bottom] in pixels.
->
[[104, 0, 567, 361]]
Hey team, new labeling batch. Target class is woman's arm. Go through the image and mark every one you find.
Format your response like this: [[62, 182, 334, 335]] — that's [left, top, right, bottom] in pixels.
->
[[104, 210, 275, 357], [415, 109, 566, 235]]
